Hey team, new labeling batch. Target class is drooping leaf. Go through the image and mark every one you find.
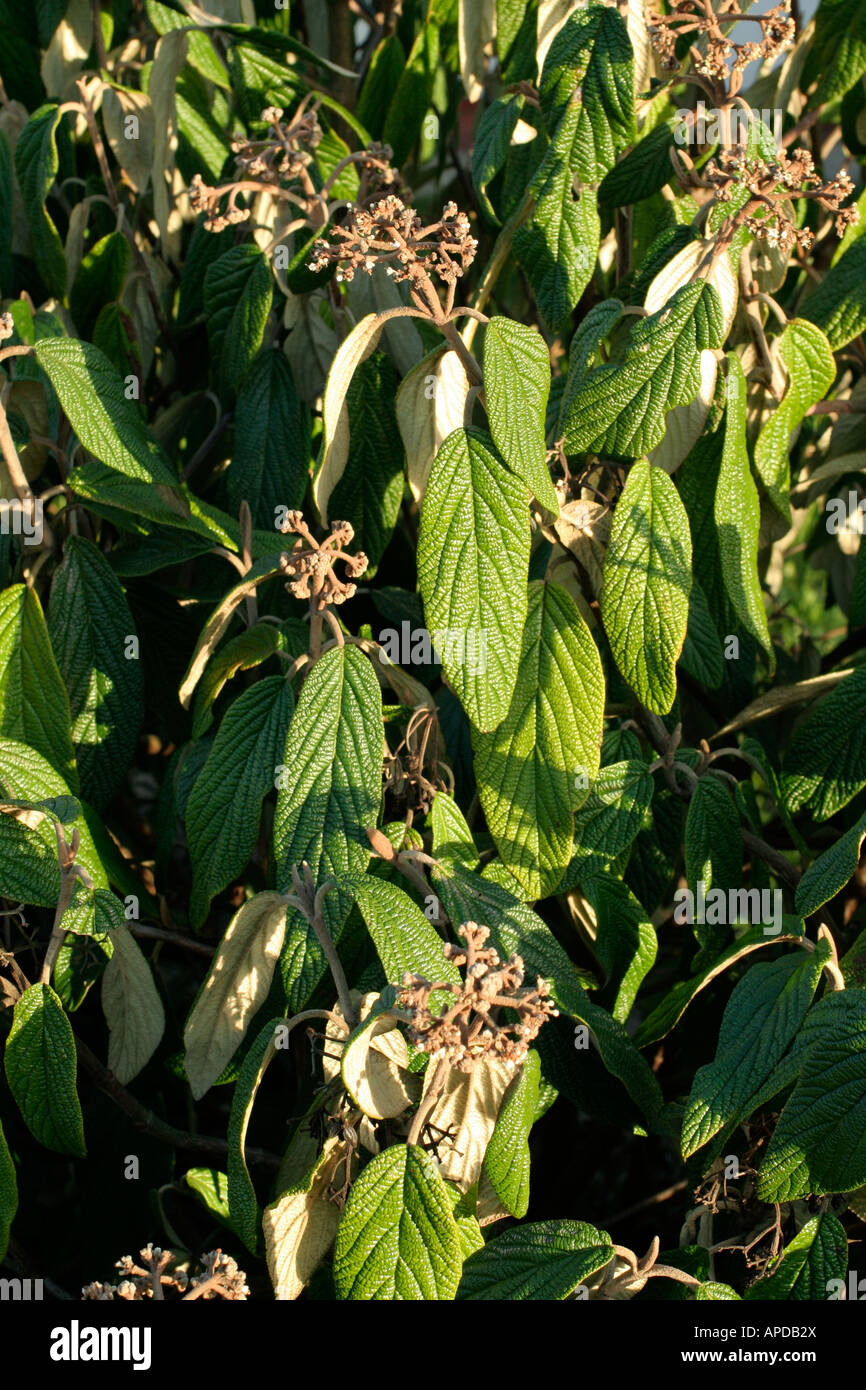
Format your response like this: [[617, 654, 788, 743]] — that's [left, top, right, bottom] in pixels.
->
[[601, 455, 692, 714], [581, 873, 657, 1022], [101, 923, 165, 1085], [69, 231, 130, 341], [228, 1016, 285, 1253], [263, 1137, 346, 1299], [327, 352, 405, 575], [0, 1117, 16, 1263], [472, 580, 605, 897], [183, 892, 288, 1100]]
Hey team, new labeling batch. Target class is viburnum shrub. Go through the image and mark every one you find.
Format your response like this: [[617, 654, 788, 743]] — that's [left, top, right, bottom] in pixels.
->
[[0, 0, 865, 1309]]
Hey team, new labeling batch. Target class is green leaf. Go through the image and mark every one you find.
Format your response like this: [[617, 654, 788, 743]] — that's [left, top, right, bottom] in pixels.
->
[[458, 1219, 613, 1300], [483, 1050, 540, 1217], [538, 2, 635, 184], [382, 23, 440, 168], [70, 231, 130, 341], [563, 281, 725, 456], [228, 1016, 285, 1252], [191, 623, 285, 739], [204, 245, 274, 402], [227, 349, 311, 528], [754, 321, 836, 521], [187, 676, 294, 928], [599, 120, 677, 207], [715, 355, 774, 664], [795, 810, 866, 917], [680, 580, 724, 689], [429, 790, 479, 871], [472, 96, 524, 223], [560, 759, 654, 888], [14, 104, 67, 298], [327, 352, 404, 575], [101, 924, 165, 1085], [274, 646, 382, 891], [185, 1168, 232, 1229], [274, 647, 383, 1010], [0, 583, 77, 788], [4, 983, 85, 1156], [808, 0, 866, 105], [682, 947, 828, 1158], [417, 428, 531, 732], [47, 536, 144, 811], [746, 1212, 848, 1300], [582, 873, 657, 1022], [783, 668, 866, 822], [0, 739, 105, 907], [684, 775, 741, 906], [356, 33, 405, 140], [483, 316, 559, 512], [514, 154, 599, 333], [0, 129, 13, 293], [757, 989, 866, 1200], [333, 1145, 462, 1300], [633, 920, 806, 1048], [184, 893, 288, 1100], [801, 236, 866, 350], [178, 553, 285, 708], [0, 1117, 16, 1262], [472, 580, 605, 898], [601, 455, 692, 714], [339, 873, 461, 991], [34, 338, 182, 490]]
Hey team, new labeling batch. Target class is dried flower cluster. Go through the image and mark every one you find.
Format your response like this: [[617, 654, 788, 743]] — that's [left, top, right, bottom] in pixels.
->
[[279, 511, 368, 608], [648, 0, 795, 80], [309, 196, 478, 301], [189, 93, 403, 240], [706, 147, 858, 251], [0, 311, 13, 343], [82, 1245, 249, 1300], [399, 922, 558, 1073]]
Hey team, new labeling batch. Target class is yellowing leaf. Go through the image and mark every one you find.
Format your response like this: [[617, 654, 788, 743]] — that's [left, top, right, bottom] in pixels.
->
[[183, 892, 288, 1099], [101, 924, 165, 1085], [263, 1137, 345, 1300], [313, 312, 385, 523], [424, 1056, 514, 1190], [396, 346, 473, 502]]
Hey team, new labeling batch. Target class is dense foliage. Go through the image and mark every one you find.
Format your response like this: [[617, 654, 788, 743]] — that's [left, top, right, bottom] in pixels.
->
[[1, 0, 866, 1305]]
